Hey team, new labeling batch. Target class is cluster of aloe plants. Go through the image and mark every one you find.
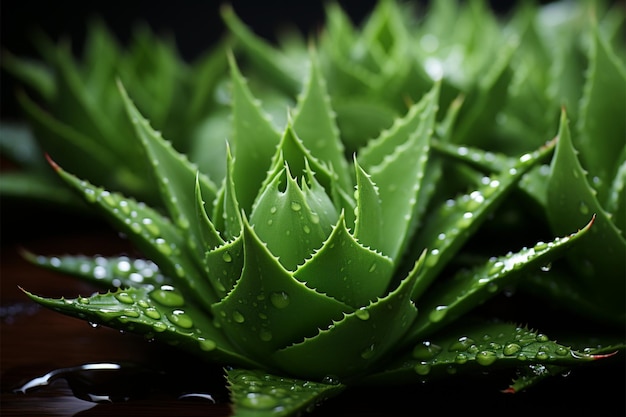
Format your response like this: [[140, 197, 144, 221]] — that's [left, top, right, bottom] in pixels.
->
[[2, 1, 624, 416]]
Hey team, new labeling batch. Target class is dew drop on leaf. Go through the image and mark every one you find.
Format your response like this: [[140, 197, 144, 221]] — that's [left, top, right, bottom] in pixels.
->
[[222, 252, 233, 263], [503, 343, 521, 356], [449, 336, 475, 352], [412, 341, 442, 360], [169, 309, 194, 329], [428, 305, 447, 322], [355, 307, 370, 321], [242, 393, 278, 410], [414, 362, 431, 375], [150, 285, 185, 307], [199, 338, 217, 351], [144, 307, 161, 320], [114, 292, 134, 304], [232, 310, 245, 323], [290, 201, 302, 212], [270, 291, 290, 309], [476, 350, 497, 366], [361, 344, 376, 359]]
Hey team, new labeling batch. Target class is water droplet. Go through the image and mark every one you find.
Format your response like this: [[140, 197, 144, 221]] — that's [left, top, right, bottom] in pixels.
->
[[222, 252, 233, 263], [154, 238, 173, 256], [169, 310, 194, 329], [425, 249, 440, 267], [232, 310, 245, 323], [78, 297, 90, 305], [142, 218, 160, 236], [534, 241, 548, 251], [290, 201, 302, 212], [259, 329, 272, 341], [535, 351, 549, 360], [150, 285, 185, 307], [144, 307, 161, 320], [449, 336, 475, 352], [355, 307, 370, 321], [361, 344, 376, 359], [152, 322, 167, 332], [270, 206, 277, 214], [368, 263, 377, 273], [303, 225, 311, 234], [503, 343, 521, 356], [270, 292, 290, 309], [412, 341, 442, 360], [198, 338, 216, 351], [455, 353, 468, 364], [414, 362, 431, 375], [429, 305, 447, 322], [540, 262, 552, 272], [555, 346, 568, 356], [579, 201, 589, 215], [241, 393, 278, 410], [476, 350, 497, 366], [114, 292, 134, 304]]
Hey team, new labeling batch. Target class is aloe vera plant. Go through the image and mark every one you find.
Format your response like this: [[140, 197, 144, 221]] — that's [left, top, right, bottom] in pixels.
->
[[4, 0, 625, 416]]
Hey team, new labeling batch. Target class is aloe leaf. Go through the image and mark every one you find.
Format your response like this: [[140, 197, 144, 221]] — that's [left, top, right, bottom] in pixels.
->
[[194, 173, 225, 251], [118, 82, 219, 258], [227, 368, 345, 417], [249, 165, 333, 272], [546, 110, 626, 318], [47, 158, 218, 307], [272, 253, 422, 380], [294, 213, 393, 308], [1, 51, 54, 100], [353, 159, 383, 251], [0, 171, 82, 208], [292, 51, 352, 193], [23, 286, 260, 369], [606, 148, 626, 233], [22, 252, 170, 290], [361, 321, 615, 387], [228, 53, 283, 213], [576, 24, 626, 198], [407, 215, 594, 341], [220, 5, 302, 97], [362, 83, 439, 260], [211, 218, 351, 361], [204, 234, 243, 299], [410, 139, 555, 300]]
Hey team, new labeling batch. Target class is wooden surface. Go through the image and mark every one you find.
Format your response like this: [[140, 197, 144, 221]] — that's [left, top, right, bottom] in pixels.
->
[[1, 213, 624, 417]]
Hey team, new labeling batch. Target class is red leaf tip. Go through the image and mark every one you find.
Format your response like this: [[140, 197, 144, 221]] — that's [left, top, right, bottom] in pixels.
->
[[44, 153, 61, 172]]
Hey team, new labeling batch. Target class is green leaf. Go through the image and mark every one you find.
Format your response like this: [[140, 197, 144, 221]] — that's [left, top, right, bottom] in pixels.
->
[[362, 83, 439, 260], [23, 286, 260, 369], [211, 218, 351, 362], [22, 253, 171, 290], [576, 24, 626, 198], [118, 81, 219, 262], [228, 53, 283, 214], [294, 212, 393, 308], [49, 159, 218, 307], [272, 252, 422, 380], [227, 368, 345, 417], [407, 215, 594, 341], [547, 110, 626, 319], [410, 139, 556, 300], [292, 50, 352, 193]]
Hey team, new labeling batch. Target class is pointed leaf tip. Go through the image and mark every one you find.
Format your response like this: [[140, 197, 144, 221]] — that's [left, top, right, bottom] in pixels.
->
[[44, 153, 60, 172]]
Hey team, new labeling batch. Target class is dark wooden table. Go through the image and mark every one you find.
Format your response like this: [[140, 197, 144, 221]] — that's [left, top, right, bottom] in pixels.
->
[[2, 210, 624, 417]]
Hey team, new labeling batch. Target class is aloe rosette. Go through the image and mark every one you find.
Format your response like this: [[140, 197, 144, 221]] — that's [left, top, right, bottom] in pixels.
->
[[21, 47, 622, 416]]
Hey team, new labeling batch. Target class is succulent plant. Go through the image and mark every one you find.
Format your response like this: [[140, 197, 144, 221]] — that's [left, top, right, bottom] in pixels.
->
[[4, 0, 625, 416]]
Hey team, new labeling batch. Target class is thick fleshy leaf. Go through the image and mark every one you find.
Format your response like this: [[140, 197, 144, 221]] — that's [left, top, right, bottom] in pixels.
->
[[362, 83, 439, 260], [410, 139, 556, 300], [23, 287, 260, 369], [249, 165, 334, 272], [211, 218, 351, 361], [294, 213, 393, 308], [194, 173, 225, 251], [228, 53, 283, 214], [292, 50, 352, 193], [272, 253, 423, 380], [406, 215, 595, 341], [361, 321, 614, 387], [22, 253, 170, 290], [47, 158, 218, 307], [227, 368, 345, 417], [118, 81, 219, 261], [546, 110, 626, 318], [353, 159, 383, 251], [575, 25, 626, 199]]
